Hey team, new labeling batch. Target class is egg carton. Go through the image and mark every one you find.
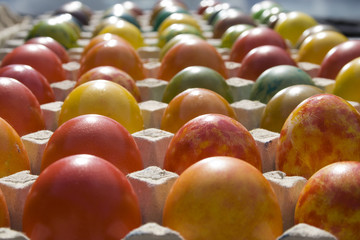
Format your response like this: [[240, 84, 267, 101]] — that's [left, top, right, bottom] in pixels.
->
[[0, 8, 344, 240], [0, 4, 32, 49]]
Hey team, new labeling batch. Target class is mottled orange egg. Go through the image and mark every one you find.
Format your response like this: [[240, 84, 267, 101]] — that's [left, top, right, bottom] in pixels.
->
[[276, 94, 360, 179]]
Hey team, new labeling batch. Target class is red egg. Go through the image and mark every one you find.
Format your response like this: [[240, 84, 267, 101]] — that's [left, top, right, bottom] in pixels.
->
[[25, 36, 70, 63], [164, 113, 261, 174], [0, 77, 45, 136], [237, 45, 297, 81], [0, 64, 55, 104], [1, 44, 66, 83], [229, 27, 288, 63], [41, 114, 143, 174], [318, 40, 360, 79], [23, 154, 141, 239], [295, 161, 360, 240]]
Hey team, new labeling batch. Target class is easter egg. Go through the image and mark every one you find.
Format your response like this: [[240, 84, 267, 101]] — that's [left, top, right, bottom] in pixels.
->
[[260, 84, 323, 132], [250, 65, 315, 104], [164, 113, 261, 175], [295, 161, 360, 240], [276, 94, 360, 179], [163, 156, 282, 240], [333, 57, 360, 102]]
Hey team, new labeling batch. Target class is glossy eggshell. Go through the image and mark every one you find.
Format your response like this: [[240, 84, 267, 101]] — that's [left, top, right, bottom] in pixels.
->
[[220, 24, 254, 48], [102, 4, 141, 29], [80, 33, 131, 61], [51, 13, 82, 38], [295, 24, 339, 49], [212, 9, 256, 39], [332, 57, 360, 102], [161, 88, 237, 133], [163, 156, 282, 240], [250, 65, 315, 104], [41, 114, 143, 174], [163, 113, 262, 175], [54, 1, 92, 25], [251, 0, 282, 20], [152, 5, 189, 31], [1, 44, 67, 83], [266, 12, 286, 29], [0, 116, 30, 178], [0, 64, 55, 104], [76, 66, 141, 102], [295, 161, 360, 240], [257, 5, 284, 25], [157, 13, 201, 35], [78, 39, 146, 80], [260, 85, 324, 132], [25, 36, 69, 63], [197, 0, 219, 15], [92, 16, 121, 36], [122, 1, 144, 17], [26, 18, 79, 49], [159, 33, 203, 60], [274, 11, 318, 47], [205, 3, 230, 25], [157, 23, 203, 48], [229, 27, 288, 63], [23, 154, 141, 239], [150, 0, 188, 27], [158, 38, 228, 81], [318, 40, 360, 80], [98, 19, 144, 49], [276, 94, 360, 179], [237, 45, 297, 81], [162, 65, 233, 103], [296, 31, 348, 65], [0, 77, 45, 136], [58, 80, 144, 133]]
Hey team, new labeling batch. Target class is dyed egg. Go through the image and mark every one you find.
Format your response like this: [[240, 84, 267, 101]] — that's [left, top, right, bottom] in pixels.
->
[[274, 11, 318, 47], [296, 31, 348, 65], [250, 65, 315, 104], [162, 66, 233, 103], [164, 113, 261, 175], [229, 27, 289, 63], [261, 84, 323, 132], [333, 57, 360, 102], [157, 23, 203, 48], [276, 94, 360, 179], [295, 161, 360, 240], [237, 45, 297, 81], [220, 24, 254, 48], [318, 40, 360, 80], [161, 88, 237, 133]]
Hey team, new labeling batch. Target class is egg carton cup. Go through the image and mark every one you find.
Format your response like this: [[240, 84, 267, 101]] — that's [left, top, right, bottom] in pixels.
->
[[0, 8, 347, 240], [0, 4, 32, 49]]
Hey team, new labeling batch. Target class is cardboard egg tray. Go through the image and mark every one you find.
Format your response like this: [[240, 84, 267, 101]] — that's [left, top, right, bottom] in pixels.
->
[[0, 7, 344, 240]]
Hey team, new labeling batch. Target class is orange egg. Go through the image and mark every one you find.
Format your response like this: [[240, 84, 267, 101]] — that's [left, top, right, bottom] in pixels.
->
[[158, 37, 227, 81], [161, 88, 237, 133]]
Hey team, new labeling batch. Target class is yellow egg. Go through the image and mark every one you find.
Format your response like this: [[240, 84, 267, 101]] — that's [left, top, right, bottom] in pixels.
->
[[58, 80, 143, 133], [296, 31, 348, 65], [333, 57, 360, 102], [274, 11, 317, 47], [157, 13, 201, 35]]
